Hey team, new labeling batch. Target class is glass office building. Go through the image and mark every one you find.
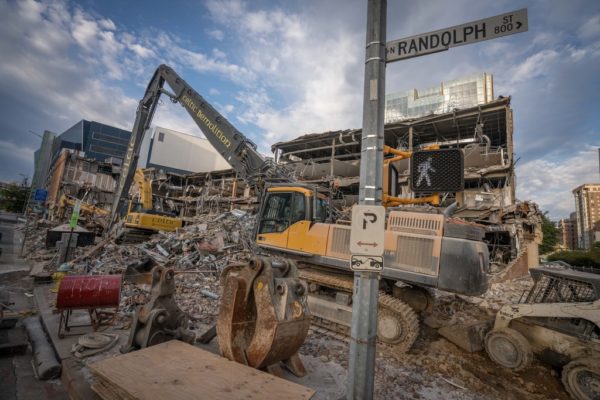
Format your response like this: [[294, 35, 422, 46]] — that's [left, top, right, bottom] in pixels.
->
[[385, 73, 494, 123], [51, 120, 131, 163]]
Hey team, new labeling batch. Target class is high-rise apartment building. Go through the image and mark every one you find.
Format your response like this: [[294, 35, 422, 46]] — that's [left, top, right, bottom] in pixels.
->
[[573, 184, 600, 250]]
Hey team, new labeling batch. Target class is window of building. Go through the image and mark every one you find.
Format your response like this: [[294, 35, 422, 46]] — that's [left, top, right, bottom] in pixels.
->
[[158, 132, 165, 142], [89, 144, 125, 158], [92, 132, 129, 146]]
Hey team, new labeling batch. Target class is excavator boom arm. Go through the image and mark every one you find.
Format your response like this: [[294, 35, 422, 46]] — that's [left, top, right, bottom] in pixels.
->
[[110, 64, 280, 227]]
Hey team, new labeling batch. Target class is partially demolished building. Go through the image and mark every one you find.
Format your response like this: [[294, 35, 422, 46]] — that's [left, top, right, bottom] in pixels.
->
[[133, 168, 253, 222], [272, 97, 542, 276], [46, 149, 118, 221]]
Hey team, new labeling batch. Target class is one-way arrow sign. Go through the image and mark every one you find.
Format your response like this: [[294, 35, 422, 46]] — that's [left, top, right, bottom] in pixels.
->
[[386, 8, 528, 62]]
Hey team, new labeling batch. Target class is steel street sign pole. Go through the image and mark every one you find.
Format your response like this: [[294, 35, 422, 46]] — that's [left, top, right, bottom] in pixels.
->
[[347, 4, 528, 398], [348, 0, 386, 398]]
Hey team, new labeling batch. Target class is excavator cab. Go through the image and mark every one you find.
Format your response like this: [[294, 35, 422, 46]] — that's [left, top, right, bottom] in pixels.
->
[[256, 185, 328, 251]]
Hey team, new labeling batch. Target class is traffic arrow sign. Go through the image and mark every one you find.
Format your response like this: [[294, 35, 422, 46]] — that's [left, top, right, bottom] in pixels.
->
[[350, 205, 385, 256]]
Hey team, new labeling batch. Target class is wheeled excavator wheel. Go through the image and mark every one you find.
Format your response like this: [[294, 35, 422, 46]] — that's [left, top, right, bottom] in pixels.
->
[[561, 357, 600, 400], [484, 327, 532, 371]]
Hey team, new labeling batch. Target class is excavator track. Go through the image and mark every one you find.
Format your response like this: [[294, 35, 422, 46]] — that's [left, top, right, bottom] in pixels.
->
[[116, 228, 154, 244], [299, 267, 419, 355]]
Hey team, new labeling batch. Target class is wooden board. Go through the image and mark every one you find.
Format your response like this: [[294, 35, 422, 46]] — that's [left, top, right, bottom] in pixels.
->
[[89, 340, 314, 400]]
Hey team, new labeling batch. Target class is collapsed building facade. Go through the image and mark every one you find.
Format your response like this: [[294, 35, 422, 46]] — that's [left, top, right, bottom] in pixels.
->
[[46, 149, 119, 222], [271, 97, 542, 276], [137, 168, 253, 221]]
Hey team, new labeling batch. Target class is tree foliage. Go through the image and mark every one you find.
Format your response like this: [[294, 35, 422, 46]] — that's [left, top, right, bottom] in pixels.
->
[[0, 183, 29, 213], [548, 242, 600, 268], [539, 212, 559, 255]]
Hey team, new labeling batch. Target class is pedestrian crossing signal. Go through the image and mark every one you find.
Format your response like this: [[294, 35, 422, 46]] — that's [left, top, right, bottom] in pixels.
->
[[410, 149, 464, 193]]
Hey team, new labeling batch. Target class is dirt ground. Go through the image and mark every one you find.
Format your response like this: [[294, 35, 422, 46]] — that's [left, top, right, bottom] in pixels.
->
[[173, 273, 571, 400], [41, 270, 573, 400], [298, 324, 569, 400]]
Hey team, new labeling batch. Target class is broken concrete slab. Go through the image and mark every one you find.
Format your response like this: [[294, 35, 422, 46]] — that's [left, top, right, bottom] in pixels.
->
[[438, 319, 494, 353]]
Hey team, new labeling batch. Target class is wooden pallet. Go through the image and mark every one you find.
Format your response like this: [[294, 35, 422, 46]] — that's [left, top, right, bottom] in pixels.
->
[[89, 340, 314, 400]]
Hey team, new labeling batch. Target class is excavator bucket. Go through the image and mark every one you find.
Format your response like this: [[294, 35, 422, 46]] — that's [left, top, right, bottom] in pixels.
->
[[217, 257, 310, 377]]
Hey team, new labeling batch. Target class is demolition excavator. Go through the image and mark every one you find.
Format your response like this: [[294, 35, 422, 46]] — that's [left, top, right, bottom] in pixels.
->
[[110, 64, 490, 358], [119, 168, 183, 242]]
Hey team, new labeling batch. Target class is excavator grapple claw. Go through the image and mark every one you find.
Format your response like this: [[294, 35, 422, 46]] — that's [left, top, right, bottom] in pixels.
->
[[121, 266, 195, 353], [217, 257, 310, 377]]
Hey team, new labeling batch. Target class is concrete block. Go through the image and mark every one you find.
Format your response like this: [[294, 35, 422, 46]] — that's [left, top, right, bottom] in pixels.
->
[[438, 319, 494, 353]]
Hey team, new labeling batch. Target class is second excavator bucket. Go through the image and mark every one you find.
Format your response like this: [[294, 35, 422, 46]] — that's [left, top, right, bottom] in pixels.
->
[[217, 257, 310, 377]]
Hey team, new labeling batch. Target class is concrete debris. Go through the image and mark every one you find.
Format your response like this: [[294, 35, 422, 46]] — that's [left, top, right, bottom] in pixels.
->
[[23, 316, 62, 380]]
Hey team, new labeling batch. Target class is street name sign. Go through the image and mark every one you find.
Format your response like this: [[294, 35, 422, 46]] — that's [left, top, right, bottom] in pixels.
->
[[349, 205, 385, 256], [386, 8, 528, 62]]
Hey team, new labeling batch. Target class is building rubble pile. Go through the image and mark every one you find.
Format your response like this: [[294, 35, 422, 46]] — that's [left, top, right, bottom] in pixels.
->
[[18, 218, 60, 262], [454, 200, 543, 275], [61, 210, 257, 328]]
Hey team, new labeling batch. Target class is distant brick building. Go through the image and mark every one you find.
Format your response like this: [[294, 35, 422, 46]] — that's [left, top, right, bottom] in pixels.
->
[[573, 183, 600, 250], [558, 212, 578, 250]]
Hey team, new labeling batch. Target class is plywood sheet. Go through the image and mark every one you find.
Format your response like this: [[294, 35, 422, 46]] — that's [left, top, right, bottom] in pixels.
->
[[89, 340, 314, 400]]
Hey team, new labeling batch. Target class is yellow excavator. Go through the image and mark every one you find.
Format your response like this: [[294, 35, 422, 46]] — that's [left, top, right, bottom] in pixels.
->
[[120, 169, 182, 242], [110, 65, 490, 353], [57, 194, 110, 220]]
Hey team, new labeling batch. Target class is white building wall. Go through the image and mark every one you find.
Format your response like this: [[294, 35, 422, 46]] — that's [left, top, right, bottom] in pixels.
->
[[140, 126, 231, 173]]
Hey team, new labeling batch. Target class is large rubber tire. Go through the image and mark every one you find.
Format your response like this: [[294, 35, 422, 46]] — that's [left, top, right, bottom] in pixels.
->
[[484, 327, 532, 371], [562, 358, 600, 400], [377, 294, 419, 354]]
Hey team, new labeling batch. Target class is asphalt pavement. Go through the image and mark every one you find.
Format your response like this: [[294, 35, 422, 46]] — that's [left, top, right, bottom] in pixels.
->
[[0, 212, 68, 400]]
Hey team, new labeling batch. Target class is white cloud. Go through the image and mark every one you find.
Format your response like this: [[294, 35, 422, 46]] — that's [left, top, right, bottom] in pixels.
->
[[208, 29, 224, 41], [517, 145, 600, 219], [203, 1, 363, 152], [0, 0, 254, 143], [578, 14, 600, 39], [98, 18, 116, 31], [205, 0, 245, 23], [212, 48, 226, 59], [0, 140, 35, 163], [71, 9, 100, 50], [128, 43, 155, 58], [509, 49, 560, 83]]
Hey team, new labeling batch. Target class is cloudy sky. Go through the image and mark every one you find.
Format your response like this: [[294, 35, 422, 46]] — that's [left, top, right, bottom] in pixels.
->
[[0, 0, 598, 219]]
